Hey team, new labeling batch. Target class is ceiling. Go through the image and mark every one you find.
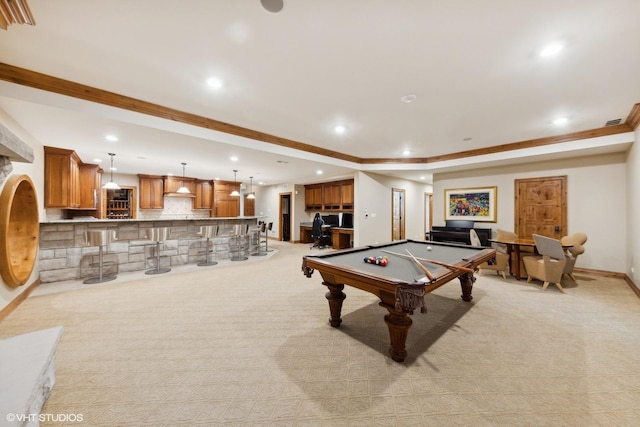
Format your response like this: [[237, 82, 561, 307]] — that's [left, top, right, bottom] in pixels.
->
[[0, 0, 638, 186]]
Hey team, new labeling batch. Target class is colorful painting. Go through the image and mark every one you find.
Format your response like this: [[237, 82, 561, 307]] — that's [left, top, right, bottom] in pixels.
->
[[445, 187, 497, 222]]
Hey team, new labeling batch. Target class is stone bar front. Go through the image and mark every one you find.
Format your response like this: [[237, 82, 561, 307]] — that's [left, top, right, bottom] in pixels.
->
[[39, 217, 261, 283]]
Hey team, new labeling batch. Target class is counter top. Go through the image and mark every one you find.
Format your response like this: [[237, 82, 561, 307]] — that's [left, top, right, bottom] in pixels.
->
[[42, 216, 265, 224]]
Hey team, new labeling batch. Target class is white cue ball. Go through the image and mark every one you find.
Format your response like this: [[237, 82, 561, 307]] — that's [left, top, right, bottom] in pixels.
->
[[427, 246, 432, 251]]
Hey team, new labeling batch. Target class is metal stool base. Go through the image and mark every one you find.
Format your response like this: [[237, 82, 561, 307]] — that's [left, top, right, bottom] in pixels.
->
[[230, 255, 248, 261], [83, 275, 117, 284], [197, 260, 218, 266], [145, 267, 171, 275]]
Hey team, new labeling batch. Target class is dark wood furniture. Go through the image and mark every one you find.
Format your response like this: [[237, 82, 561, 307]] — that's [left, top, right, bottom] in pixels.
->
[[302, 239, 495, 362], [430, 222, 492, 247]]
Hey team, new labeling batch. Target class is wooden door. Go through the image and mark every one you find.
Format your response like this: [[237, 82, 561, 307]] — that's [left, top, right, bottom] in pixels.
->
[[515, 176, 567, 239], [391, 188, 405, 241]]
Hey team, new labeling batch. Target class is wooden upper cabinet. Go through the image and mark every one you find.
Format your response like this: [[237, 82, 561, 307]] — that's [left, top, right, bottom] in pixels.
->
[[341, 181, 354, 210], [304, 185, 322, 210], [244, 194, 255, 216], [212, 181, 240, 217], [138, 175, 164, 209], [44, 146, 82, 208], [305, 179, 354, 212], [78, 163, 102, 209], [193, 179, 213, 209]]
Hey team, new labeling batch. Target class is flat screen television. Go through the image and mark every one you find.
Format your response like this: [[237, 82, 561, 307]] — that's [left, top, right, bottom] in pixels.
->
[[340, 213, 353, 228]]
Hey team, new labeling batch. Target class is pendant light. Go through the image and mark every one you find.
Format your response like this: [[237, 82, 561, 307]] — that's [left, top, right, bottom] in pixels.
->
[[102, 153, 120, 190], [247, 176, 256, 199], [176, 162, 191, 194], [230, 170, 240, 196]]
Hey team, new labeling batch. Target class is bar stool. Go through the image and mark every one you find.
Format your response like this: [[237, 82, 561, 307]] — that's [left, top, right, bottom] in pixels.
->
[[263, 222, 274, 252], [251, 222, 267, 256], [229, 224, 249, 261], [83, 229, 118, 284], [197, 225, 218, 266], [146, 227, 171, 275]]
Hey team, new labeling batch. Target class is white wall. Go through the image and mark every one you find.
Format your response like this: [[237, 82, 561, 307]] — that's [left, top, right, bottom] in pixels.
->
[[355, 171, 433, 246], [433, 153, 628, 273], [627, 128, 640, 288], [0, 110, 44, 313]]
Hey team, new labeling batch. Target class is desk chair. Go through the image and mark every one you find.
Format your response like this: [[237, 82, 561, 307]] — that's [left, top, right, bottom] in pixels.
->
[[310, 213, 331, 249]]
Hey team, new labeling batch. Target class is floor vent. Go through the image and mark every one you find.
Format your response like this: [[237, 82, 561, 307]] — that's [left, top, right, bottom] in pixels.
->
[[605, 118, 622, 126]]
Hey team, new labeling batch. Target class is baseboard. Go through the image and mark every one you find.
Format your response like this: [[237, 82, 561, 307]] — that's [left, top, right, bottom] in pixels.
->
[[0, 277, 41, 322], [574, 267, 639, 299]]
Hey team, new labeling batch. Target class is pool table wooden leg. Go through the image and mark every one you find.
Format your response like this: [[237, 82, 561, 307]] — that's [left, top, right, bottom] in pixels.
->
[[324, 283, 346, 327], [458, 272, 476, 302], [383, 308, 412, 363]]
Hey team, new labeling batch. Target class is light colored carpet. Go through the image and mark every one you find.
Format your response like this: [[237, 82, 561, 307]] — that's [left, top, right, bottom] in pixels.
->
[[2, 242, 640, 426]]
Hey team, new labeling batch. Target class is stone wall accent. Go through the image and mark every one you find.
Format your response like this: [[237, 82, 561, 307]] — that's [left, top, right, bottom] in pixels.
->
[[38, 218, 259, 283]]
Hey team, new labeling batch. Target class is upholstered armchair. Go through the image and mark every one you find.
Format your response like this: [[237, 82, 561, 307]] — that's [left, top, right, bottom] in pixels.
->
[[471, 229, 511, 280], [560, 232, 587, 281], [523, 234, 567, 292]]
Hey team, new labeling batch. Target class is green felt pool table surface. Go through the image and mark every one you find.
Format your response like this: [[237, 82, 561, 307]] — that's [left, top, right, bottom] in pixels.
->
[[301, 239, 496, 362]]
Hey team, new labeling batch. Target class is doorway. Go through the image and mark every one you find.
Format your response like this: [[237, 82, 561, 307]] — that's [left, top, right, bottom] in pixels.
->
[[391, 188, 405, 241], [279, 192, 292, 242], [424, 192, 432, 240], [514, 176, 567, 239]]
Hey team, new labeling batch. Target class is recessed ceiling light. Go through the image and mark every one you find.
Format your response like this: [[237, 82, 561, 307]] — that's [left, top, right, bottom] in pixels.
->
[[334, 125, 346, 134], [401, 94, 417, 103], [540, 42, 564, 57], [316, 170, 323, 175], [105, 134, 118, 142], [260, 0, 284, 13], [93, 158, 102, 163], [207, 77, 224, 89], [402, 150, 411, 156], [420, 176, 426, 180], [230, 156, 239, 162], [553, 117, 569, 125]]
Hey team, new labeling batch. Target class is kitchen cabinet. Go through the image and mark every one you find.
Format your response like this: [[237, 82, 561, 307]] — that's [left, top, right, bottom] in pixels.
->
[[193, 179, 213, 209], [78, 163, 102, 210], [304, 179, 354, 212], [244, 194, 255, 216], [212, 181, 240, 217], [138, 175, 164, 209], [44, 146, 82, 208], [304, 185, 322, 210]]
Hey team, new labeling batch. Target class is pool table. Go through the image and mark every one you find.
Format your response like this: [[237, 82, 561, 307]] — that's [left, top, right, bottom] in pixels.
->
[[301, 239, 496, 362]]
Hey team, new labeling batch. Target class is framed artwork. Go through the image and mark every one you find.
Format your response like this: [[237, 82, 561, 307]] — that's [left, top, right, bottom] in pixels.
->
[[445, 186, 497, 222]]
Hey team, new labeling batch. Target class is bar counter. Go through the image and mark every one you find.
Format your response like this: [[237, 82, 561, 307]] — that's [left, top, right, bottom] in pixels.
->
[[39, 217, 263, 283]]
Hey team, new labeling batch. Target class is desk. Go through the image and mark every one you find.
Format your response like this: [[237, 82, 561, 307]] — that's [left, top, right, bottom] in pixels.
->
[[301, 239, 495, 362], [300, 225, 354, 249], [330, 227, 353, 249], [489, 238, 571, 280]]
